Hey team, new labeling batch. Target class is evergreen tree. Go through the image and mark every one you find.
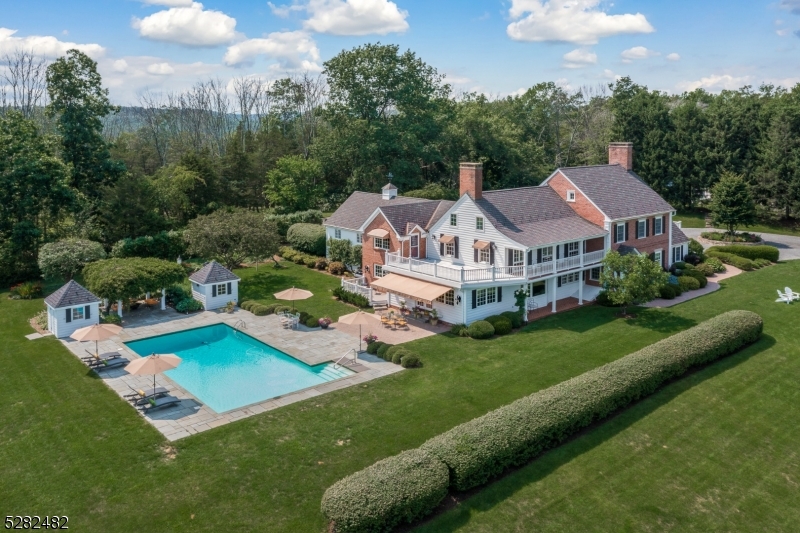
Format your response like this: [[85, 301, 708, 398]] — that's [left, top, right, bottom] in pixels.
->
[[710, 172, 757, 235]]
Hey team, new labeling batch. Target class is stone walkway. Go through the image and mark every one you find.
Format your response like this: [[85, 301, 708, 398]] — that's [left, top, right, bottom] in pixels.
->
[[643, 266, 743, 308], [59, 307, 403, 441]]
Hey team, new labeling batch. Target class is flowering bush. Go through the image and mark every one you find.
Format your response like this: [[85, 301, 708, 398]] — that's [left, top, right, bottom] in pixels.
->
[[363, 333, 378, 344], [319, 317, 333, 327]]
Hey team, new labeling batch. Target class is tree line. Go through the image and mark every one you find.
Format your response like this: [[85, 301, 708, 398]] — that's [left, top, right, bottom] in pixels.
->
[[2, 43, 800, 283]]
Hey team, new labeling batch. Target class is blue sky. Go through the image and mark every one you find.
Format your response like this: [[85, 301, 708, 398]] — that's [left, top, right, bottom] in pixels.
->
[[2, 0, 798, 103]]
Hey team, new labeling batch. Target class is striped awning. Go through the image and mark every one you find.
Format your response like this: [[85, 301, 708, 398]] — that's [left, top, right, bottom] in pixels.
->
[[367, 228, 389, 238], [370, 274, 451, 304]]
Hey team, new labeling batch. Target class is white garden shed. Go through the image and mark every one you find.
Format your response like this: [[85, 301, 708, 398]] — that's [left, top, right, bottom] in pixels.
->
[[189, 261, 240, 311], [44, 280, 101, 338]]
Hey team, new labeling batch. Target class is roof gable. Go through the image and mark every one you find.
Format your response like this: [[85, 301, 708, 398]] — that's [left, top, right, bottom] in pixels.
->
[[324, 192, 430, 231], [189, 261, 240, 285], [44, 280, 101, 308]]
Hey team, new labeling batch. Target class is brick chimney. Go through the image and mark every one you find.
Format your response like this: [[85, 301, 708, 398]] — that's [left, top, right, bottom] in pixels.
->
[[609, 142, 633, 171], [459, 162, 483, 200]]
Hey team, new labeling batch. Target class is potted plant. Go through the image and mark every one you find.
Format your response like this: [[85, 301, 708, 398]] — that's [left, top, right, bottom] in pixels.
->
[[430, 308, 439, 326], [399, 299, 407, 315], [224, 300, 236, 313], [319, 317, 332, 329], [363, 333, 378, 345]]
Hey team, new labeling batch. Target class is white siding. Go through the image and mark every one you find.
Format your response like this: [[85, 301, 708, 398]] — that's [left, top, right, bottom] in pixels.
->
[[386, 292, 463, 325], [192, 281, 239, 311], [464, 283, 519, 323], [48, 303, 100, 338], [325, 227, 362, 254]]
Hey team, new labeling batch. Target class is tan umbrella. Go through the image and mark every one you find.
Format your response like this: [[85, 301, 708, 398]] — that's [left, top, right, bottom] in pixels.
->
[[273, 286, 313, 312], [337, 310, 380, 351], [125, 353, 182, 399], [70, 323, 123, 357]]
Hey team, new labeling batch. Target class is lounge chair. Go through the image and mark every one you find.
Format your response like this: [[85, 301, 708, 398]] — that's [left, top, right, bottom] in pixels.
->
[[124, 386, 170, 405], [138, 395, 182, 412], [90, 357, 130, 370], [785, 287, 800, 300], [776, 289, 794, 304], [81, 350, 123, 363]]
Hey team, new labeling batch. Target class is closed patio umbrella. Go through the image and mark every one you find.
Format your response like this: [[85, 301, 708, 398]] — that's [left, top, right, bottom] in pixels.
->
[[70, 323, 123, 357], [273, 287, 313, 312], [337, 310, 380, 351], [124, 353, 182, 400]]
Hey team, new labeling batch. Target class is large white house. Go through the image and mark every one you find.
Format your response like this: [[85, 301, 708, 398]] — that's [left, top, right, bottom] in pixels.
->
[[324, 143, 689, 325]]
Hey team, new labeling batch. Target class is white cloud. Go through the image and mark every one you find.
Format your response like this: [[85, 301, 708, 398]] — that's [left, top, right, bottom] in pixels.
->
[[302, 0, 409, 35], [507, 0, 654, 45], [141, 0, 193, 5], [223, 31, 320, 71], [562, 48, 597, 68], [676, 74, 753, 93], [620, 46, 659, 63], [0, 27, 105, 59], [666, 53, 680, 61], [600, 68, 620, 80], [269, 1, 305, 17], [131, 2, 237, 46], [146, 62, 175, 75], [112, 59, 129, 72], [555, 77, 573, 91]]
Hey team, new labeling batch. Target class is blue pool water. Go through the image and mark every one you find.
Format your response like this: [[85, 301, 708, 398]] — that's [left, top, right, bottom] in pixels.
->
[[125, 324, 353, 413]]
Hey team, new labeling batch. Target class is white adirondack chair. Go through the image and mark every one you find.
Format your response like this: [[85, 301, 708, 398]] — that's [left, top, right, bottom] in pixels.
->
[[776, 289, 794, 304]]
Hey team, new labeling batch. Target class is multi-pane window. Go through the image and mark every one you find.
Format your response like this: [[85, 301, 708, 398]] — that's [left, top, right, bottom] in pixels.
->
[[654, 216, 663, 235], [374, 237, 390, 250], [559, 272, 580, 284], [475, 287, 497, 307], [217, 283, 228, 296], [436, 290, 455, 306], [444, 242, 455, 256], [356, 233, 362, 243], [637, 219, 647, 239], [672, 246, 683, 264], [72, 307, 84, 320], [616, 224, 626, 243], [450, 214, 457, 226], [566, 242, 580, 257], [653, 250, 663, 267], [590, 267, 601, 281], [479, 248, 490, 263], [511, 249, 524, 265], [374, 264, 385, 277], [476, 217, 484, 230], [567, 190, 576, 202], [527, 281, 546, 297], [540, 246, 553, 262], [334, 229, 342, 239]]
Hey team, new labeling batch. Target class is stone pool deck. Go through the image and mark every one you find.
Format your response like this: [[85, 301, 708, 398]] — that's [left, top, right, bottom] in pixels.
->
[[59, 307, 403, 441]]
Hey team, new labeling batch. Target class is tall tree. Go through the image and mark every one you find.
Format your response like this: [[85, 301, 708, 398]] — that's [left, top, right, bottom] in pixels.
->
[[264, 155, 325, 213], [756, 87, 800, 219], [184, 210, 279, 270], [669, 90, 714, 208], [710, 172, 757, 235], [46, 49, 125, 200]]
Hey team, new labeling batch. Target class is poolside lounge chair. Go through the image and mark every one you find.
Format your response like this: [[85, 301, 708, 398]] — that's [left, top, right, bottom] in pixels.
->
[[138, 395, 182, 413], [89, 357, 131, 371], [81, 350, 123, 363], [124, 386, 170, 405]]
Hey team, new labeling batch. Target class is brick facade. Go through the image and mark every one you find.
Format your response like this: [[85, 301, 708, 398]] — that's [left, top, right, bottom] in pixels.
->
[[459, 163, 483, 200], [611, 215, 671, 268], [547, 171, 606, 227], [398, 227, 427, 259], [609, 142, 633, 170], [362, 213, 398, 284], [585, 236, 605, 252]]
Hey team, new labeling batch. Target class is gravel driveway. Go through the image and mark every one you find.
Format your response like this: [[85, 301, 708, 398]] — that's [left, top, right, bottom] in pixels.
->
[[681, 228, 800, 261]]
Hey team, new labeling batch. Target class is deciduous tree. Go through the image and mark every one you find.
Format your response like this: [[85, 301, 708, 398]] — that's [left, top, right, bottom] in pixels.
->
[[184, 210, 279, 270], [600, 251, 668, 315], [38, 239, 106, 280]]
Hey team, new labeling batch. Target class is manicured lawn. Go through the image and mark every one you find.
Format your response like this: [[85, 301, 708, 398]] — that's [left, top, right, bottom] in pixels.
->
[[674, 209, 708, 228], [1, 262, 799, 531], [676, 208, 800, 237], [236, 261, 361, 321]]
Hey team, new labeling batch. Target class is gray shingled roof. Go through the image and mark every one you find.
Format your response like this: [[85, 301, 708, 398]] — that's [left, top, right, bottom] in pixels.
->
[[189, 261, 240, 284], [44, 280, 101, 308], [324, 192, 429, 231], [557, 164, 674, 220], [380, 200, 454, 236], [672, 222, 689, 245], [476, 187, 606, 247]]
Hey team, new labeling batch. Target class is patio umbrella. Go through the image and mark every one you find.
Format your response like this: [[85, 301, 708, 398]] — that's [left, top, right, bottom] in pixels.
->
[[273, 286, 313, 312], [70, 323, 123, 357], [337, 310, 380, 352], [124, 353, 182, 400]]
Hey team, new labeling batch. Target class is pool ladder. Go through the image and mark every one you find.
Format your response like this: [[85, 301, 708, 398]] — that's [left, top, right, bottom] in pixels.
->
[[333, 349, 358, 370]]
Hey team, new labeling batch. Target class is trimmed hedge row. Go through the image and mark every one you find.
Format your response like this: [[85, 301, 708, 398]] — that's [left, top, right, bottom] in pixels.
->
[[322, 310, 763, 532], [287, 223, 327, 257], [467, 320, 494, 339], [265, 209, 324, 237], [706, 251, 756, 271], [332, 287, 371, 308], [321, 449, 449, 533], [706, 244, 779, 263]]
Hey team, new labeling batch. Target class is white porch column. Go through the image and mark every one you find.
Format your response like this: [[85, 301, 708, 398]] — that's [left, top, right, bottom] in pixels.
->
[[117, 299, 123, 318], [551, 277, 557, 313], [578, 271, 584, 305], [161, 288, 166, 310]]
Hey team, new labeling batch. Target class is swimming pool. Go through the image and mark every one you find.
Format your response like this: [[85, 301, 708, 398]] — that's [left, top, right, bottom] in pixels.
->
[[125, 324, 353, 413]]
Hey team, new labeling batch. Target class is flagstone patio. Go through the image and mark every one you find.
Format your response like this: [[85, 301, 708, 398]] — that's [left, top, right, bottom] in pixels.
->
[[59, 306, 403, 441]]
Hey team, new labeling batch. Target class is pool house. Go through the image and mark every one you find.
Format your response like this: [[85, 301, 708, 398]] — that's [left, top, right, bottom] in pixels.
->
[[44, 280, 102, 338], [189, 261, 240, 311]]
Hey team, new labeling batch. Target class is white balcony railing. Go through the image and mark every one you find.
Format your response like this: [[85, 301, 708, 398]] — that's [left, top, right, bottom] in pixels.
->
[[384, 248, 606, 285]]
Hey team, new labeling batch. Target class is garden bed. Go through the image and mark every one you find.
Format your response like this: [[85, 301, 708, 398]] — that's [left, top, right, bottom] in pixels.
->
[[700, 231, 762, 245]]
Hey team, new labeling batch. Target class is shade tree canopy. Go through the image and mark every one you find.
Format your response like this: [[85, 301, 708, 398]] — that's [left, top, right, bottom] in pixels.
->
[[83, 257, 186, 302], [184, 209, 279, 270], [38, 239, 106, 281], [600, 251, 669, 315]]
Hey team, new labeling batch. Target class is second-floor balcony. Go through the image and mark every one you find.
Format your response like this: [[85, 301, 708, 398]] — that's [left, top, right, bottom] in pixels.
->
[[384, 249, 606, 285]]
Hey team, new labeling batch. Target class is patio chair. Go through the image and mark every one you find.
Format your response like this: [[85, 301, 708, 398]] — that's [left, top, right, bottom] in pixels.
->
[[396, 318, 408, 329], [776, 289, 794, 304], [138, 395, 182, 413], [90, 357, 131, 371], [81, 350, 123, 363], [785, 287, 800, 301], [124, 386, 169, 404]]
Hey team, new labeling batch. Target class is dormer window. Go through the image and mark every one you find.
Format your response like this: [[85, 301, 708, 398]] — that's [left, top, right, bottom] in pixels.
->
[[567, 190, 576, 202]]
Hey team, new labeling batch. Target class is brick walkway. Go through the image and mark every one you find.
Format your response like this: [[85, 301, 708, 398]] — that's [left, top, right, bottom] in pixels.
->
[[59, 307, 403, 441]]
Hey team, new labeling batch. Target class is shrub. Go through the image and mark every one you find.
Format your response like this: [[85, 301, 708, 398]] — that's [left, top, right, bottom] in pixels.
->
[[705, 257, 726, 273], [266, 209, 324, 237], [688, 238, 705, 259], [332, 287, 371, 308], [705, 251, 755, 271], [658, 285, 677, 299], [678, 276, 700, 292], [250, 304, 272, 316], [39, 238, 106, 280], [450, 323, 469, 337], [419, 310, 763, 492], [315, 258, 328, 270], [705, 244, 779, 263], [670, 261, 687, 272], [239, 300, 253, 310], [274, 305, 292, 314], [100, 312, 122, 325], [14, 281, 43, 299], [401, 354, 423, 368], [298, 311, 311, 324], [701, 231, 761, 243], [485, 316, 512, 335], [278, 246, 297, 261], [392, 349, 410, 365], [305, 316, 319, 328], [321, 448, 449, 533], [468, 320, 495, 340], [175, 298, 203, 313], [305, 257, 318, 268], [695, 263, 715, 277], [500, 311, 523, 329], [328, 261, 346, 275], [595, 290, 620, 307], [111, 230, 186, 261], [165, 285, 189, 306], [684, 253, 702, 266], [682, 269, 708, 288], [294, 254, 307, 265], [753, 258, 772, 268], [287, 223, 327, 256], [366, 341, 385, 355], [377, 343, 393, 360]]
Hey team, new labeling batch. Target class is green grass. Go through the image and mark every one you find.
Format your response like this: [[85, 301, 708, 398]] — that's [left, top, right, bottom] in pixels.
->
[[2, 263, 800, 531], [235, 261, 360, 320], [676, 208, 800, 237]]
